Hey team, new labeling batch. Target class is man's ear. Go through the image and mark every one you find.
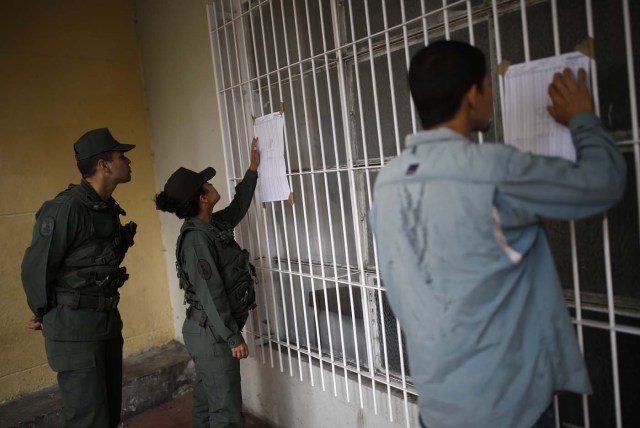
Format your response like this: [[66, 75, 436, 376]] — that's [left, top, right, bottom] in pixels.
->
[[465, 83, 479, 109], [96, 158, 109, 174]]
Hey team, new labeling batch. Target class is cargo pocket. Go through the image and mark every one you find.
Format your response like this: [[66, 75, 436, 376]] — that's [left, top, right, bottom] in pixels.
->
[[183, 318, 215, 360], [46, 345, 96, 373], [182, 317, 203, 336]]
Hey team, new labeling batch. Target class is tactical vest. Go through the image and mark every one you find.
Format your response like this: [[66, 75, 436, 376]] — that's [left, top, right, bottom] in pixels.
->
[[176, 220, 257, 327], [54, 184, 128, 295]]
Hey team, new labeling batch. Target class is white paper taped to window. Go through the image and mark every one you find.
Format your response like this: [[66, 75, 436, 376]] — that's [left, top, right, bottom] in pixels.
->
[[255, 112, 291, 202], [503, 52, 591, 161]]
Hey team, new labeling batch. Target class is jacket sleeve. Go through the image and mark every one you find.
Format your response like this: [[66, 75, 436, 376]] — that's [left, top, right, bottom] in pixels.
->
[[182, 241, 245, 349], [21, 199, 77, 317], [212, 169, 258, 228], [496, 111, 627, 220]]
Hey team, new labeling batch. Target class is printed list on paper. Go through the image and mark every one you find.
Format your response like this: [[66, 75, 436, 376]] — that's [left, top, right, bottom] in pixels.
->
[[504, 52, 591, 161], [254, 112, 291, 202]]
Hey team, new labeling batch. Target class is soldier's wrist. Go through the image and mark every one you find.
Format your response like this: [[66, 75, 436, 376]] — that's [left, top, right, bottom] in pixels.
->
[[227, 332, 245, 348]]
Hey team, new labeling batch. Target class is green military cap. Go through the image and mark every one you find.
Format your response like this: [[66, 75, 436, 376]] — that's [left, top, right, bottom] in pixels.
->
[[164, 167, 216, 204], [74, 128, 135, 161]]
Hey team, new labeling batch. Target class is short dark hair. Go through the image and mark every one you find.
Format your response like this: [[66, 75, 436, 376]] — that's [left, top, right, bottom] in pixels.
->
[[155, 187, 205, 219], [408, 40, 487, 129], [77, 151, 113, 178]]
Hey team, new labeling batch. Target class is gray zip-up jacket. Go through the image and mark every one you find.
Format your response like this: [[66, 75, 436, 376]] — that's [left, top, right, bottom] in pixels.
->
[[370, 112, 626, 428]]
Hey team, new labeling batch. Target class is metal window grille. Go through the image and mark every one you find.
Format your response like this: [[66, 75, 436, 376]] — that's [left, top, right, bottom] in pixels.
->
[[207, 1, 640, 427]]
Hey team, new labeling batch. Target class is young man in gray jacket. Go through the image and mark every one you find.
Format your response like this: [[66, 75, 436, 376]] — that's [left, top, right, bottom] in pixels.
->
[[370, 41, 626, 428]]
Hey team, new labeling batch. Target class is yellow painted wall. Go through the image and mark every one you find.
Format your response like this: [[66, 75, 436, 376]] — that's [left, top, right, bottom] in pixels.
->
[[0, 0, 174, 401]]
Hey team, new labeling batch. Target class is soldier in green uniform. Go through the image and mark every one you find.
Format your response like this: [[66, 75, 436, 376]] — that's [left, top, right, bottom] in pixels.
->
[[155, 137, 260, 428], [21, 128, 137, 428]]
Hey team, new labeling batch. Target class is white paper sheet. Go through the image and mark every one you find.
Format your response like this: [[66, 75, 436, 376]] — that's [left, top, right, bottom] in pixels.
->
[[503, 52, 591, 161], [254, 112, 291, 202]]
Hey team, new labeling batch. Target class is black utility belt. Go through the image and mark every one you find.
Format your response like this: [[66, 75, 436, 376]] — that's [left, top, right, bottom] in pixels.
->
[[54, 291, 120, 311]]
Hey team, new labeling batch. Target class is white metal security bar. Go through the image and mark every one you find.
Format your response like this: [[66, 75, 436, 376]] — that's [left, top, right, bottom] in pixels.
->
[[208, 1, 640, 427]]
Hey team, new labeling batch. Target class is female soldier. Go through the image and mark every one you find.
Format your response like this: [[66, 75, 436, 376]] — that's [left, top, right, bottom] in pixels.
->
[[155, 138, 259, 428]]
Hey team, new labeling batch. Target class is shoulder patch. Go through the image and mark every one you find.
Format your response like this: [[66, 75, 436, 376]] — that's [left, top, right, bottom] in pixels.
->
[[39, 216, 55, 237], [197, 259, 212, 280]]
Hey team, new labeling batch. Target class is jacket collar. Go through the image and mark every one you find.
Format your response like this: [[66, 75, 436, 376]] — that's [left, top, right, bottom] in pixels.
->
[[79, 179, 104, 202], [406, 127, 468, 148], [66, 179, 123, 214], [183, 216, 219, 233]]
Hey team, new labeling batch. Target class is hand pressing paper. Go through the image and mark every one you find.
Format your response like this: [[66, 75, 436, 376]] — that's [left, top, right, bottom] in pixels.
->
[[503, 52, 591, 161]]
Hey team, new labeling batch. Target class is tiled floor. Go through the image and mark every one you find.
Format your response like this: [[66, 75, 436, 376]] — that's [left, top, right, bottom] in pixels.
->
[[121, 391, 271, 428]]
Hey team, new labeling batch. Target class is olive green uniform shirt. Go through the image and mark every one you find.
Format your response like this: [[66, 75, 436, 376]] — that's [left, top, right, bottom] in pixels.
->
[[21, 180, 129, 341], [179, 169, 258, 349]]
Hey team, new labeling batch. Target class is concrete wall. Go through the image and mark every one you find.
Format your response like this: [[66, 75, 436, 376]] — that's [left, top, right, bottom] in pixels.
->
[[241, 356, 418, 428], [0, 0, 174, 402], [134, 0, 231, 341]]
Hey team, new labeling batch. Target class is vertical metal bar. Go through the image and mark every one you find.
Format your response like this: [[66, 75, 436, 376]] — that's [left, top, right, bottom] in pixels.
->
[[378, 1, 398, 415], [554, 395, 561, 428], [546, 2, 585, 424], [369, 212, 385, 418], [302, 0, 338, 397], [347, 0, 380, 414], [291, 0, 327, 391], [585, 0, 601, 114], [247, 0, 275, 369], [395, 318, 410, 428], [491, 0, 506, 139], [343, 0, 371, 410], [550, 0, 560, 55], [249, 0, 275, 368], [266, 0, 295, 379], [270, 202, 293, 376], [520, 0, 531, 62], [352, 3, 393, 402], [317, 0, 352, 401], [539, 0, 585, 424], [401, 0, 418, 134], [381, 0, 402, 156], [603, 217, 622, 428], [622, 0, 640, 247], [227, 0, 269, 369], [229, 0, 259, 358], [239, 18, 266, 365], [465, 1, 484, 144], [585, 1, 621, 426], [277, 0, 307, 384], [239, 0, 268, 366], [222, 2, 244, 176], [229, 0, 249, 161], [442, 0, 450, 39], [257, 0, 285, 373], [399, 1, 413, 424], [216, 0, 236, 186], [209, 4, 236, 203], [364, 0, 387, 166], [421, 0, 429, 46], [571, 222, 590, 428], [279, 0, 316, 386], [466, 0, 475, 46]]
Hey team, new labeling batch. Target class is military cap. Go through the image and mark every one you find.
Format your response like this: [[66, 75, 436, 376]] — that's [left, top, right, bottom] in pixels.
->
[[164, 167, 216, 204], [74, 128, 135, 161]]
